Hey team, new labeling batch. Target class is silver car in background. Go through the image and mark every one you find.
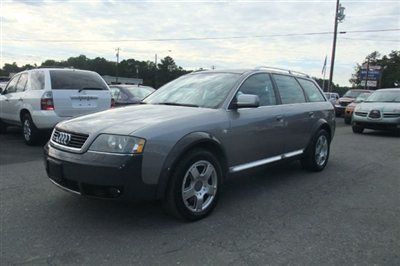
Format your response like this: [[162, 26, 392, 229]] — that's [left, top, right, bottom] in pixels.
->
[[352, 88, 400, 135], [44, 67, 335, 221]]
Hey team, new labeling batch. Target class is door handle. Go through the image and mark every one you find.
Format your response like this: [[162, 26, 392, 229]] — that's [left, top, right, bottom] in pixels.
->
[[18, 98, 23, 102], [5, 99, 9, 102], [276, 115, 284, 122], [308, 111, 315, 118]]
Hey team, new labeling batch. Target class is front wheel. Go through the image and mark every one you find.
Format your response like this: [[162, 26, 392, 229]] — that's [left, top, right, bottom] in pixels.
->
[[164, 149, 222, 221], [301, 129, 330, 172], [21, 113, 40, 145], [352, 124, 364, 134]]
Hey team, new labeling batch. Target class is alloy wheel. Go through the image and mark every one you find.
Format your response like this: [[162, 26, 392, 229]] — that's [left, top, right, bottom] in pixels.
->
[[181, 160, 218, 213], [23, 119, 31, 141], [315, 135, 328, 166]]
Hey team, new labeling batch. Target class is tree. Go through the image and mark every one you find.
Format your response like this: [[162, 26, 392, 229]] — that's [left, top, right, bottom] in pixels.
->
[[0, 55, 189, 88]]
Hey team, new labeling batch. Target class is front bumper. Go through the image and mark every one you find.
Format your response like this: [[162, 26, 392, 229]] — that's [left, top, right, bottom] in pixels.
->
[[352, 115, 400, 131], [44, 143, 157, 201]]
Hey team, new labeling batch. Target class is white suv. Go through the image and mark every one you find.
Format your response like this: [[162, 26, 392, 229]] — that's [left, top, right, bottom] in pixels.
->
[[0, 68, 112, 145]]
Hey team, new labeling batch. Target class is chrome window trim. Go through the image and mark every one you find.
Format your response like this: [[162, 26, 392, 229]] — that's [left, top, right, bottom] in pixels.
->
[[229, 149, 304, 173]]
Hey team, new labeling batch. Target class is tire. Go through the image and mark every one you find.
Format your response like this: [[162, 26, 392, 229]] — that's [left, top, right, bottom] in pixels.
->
[[301, 129, 330, 172], [163, 148, 222, 221], [344, 116, 351, 124], [21, 113, 40, 145], [352, 124, 364, 134], [394, 128, 400, 137], [0, 119, 7, 134]]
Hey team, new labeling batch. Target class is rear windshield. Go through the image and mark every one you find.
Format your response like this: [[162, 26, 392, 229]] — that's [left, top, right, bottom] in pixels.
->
[[343, 90, 367, 98], [50, 70, 108, 90]]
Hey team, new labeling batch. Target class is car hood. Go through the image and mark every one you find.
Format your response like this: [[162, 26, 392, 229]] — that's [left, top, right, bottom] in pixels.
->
[[56, 104, 218, 136], [356, 102, 400, 113]]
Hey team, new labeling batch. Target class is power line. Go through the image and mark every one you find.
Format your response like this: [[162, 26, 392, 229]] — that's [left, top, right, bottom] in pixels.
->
[[341, 37, 399, 43], [3, 28, 399, 43]]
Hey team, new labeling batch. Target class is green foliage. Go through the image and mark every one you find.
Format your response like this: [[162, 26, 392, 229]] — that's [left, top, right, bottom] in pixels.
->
[[350, 50, 400, 89], [0, 55, 189, 88]]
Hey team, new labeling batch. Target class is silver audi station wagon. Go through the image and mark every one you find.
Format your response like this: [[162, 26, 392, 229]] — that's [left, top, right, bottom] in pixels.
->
[[44, 67, 335, 221]]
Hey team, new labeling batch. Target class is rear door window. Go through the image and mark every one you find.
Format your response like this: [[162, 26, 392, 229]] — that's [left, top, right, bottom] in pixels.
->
[[50, 70, 108, 90], [297, 78, 325, 102], [272, 74, 306, 104], [16, 73, 28, 92]]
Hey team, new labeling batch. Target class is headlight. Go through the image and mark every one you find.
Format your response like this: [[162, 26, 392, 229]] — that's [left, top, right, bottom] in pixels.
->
[[89, 134, 145, 154]]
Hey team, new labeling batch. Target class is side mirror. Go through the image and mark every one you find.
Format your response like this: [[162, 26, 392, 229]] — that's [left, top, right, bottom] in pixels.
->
[[232, 94, 260, 109]]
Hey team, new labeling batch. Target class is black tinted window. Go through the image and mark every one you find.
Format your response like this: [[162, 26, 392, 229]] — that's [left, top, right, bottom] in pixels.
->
[[238, 73, 276, 106], [50, 70, 108, 90], [273, 74, 306, 104], [16, 73, 28, 92], [30, 71, 45, 90], [297, 78, 325, 102]]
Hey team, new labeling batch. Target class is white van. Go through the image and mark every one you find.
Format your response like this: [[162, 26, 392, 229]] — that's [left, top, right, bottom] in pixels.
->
[[0, 68, 112, 145]]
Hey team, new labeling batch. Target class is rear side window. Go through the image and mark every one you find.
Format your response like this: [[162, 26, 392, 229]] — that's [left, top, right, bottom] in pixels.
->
[[50, 70, 108, 90], [16, 73, 28, 92], [297, 78, 325, 102], [30, 71, 45, 90], [237, 73, 276, 106], [272, 74, 306, 104]]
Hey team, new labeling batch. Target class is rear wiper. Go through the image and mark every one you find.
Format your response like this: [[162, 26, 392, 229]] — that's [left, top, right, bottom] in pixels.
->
[[78, 87, 105, 92], [157, 102, 199, 107]]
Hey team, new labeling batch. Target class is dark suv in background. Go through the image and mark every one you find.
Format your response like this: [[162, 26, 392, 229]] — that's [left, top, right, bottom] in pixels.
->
[[44, 67, 335, 221]]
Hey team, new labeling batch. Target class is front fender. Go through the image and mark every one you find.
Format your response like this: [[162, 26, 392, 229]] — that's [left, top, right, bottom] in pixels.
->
[[155, 131, 226, 199]]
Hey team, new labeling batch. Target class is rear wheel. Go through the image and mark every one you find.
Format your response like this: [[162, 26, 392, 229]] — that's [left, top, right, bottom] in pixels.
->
[[301, 129, 330, 172], [21, 113, 40, 145], [352, 124, 364, 134], [0, 119, 8, 134], [164, 149, 222, 221]]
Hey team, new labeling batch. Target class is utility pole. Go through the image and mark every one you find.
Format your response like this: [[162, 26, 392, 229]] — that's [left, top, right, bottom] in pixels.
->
[[154, 54, 158, 88], [328, 0, 345, 92], [115, 48, 120, 84], [364, 58, 370, 90]]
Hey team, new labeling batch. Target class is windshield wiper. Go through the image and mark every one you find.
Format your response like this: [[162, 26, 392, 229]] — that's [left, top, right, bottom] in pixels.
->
[[157, 102, 199, 107], [78, 87, 105, 92]]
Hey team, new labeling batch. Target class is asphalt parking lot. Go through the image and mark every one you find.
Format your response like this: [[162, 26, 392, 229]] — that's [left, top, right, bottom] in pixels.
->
[[1, 120, 399, 265]]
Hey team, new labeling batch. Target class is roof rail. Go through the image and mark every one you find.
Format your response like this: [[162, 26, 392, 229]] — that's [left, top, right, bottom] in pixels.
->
[[255, 66, 310, 78], [37, 66, 74, 69]]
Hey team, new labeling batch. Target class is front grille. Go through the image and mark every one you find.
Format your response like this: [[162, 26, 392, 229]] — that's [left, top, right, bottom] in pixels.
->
[[354, 112, 367, 117], [368, 110, 381, 119], [52, 129, 89, 149], [383, 113, 400, 118]]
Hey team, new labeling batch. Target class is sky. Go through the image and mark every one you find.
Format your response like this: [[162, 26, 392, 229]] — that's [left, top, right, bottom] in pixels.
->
[[1, 0, 399, 86]]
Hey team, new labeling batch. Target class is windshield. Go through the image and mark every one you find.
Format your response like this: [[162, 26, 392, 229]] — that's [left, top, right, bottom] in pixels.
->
[[126, 86, 155, 100], [365, 90, 400, 103], [343, 90, 366, 98], [144, 73, 241, 108], [354, 93, 371, 103]]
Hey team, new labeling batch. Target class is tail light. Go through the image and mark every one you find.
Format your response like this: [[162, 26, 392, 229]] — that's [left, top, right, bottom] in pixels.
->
[[41, 91, 54, 110], [111, 98, 115, 108]]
